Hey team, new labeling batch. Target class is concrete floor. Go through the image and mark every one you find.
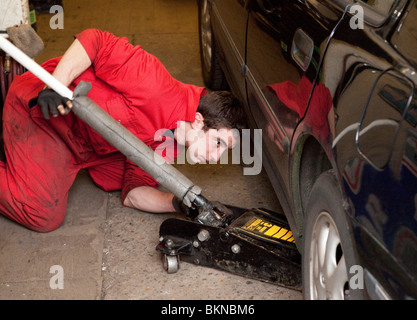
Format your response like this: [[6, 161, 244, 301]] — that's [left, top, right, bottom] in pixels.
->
[[0, 0, 302, 300]]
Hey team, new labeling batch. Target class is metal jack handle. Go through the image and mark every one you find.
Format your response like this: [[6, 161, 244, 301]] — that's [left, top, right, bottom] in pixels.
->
[[192, 194, 234, 227]]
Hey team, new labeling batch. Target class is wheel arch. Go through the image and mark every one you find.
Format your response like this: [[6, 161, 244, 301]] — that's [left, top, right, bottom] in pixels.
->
[[291, 134, 333, 242]]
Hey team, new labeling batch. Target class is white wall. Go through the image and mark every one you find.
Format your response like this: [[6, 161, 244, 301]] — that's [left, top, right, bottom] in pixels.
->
[[0, 0, 30, 31]]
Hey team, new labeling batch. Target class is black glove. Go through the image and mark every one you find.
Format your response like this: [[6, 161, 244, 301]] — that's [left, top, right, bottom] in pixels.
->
[[37, 88, 71, 120], [172, 196, 199, 219]]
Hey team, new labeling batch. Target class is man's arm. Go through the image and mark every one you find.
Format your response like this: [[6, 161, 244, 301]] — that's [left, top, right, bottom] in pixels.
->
[[123, 186, 176, 213], [42, 39, 91, 116], [50, 31, 177, 214], [52, 39, 91, 88]]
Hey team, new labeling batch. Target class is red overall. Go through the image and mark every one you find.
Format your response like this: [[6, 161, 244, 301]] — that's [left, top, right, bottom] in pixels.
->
[[0, 29, 204, 232]]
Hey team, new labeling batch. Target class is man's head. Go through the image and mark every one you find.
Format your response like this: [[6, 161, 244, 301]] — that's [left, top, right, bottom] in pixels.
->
[[196, 90, 247, 132], [184, 91, 247, 163]]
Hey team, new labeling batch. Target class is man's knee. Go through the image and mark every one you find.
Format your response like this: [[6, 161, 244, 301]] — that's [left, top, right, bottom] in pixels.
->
[[22, 206, 66, 233], [31, 216, 65, 233]]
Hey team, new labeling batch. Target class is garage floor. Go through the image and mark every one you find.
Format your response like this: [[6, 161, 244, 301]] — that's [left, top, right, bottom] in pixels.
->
[[0, 0, 302, 300]]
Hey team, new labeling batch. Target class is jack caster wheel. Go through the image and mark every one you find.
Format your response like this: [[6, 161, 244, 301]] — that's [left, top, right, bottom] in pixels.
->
[[163, 254, 180, 274]]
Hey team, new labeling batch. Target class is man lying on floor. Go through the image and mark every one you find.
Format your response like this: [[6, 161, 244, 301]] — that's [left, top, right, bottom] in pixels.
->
[[0, 29, 246, 232]]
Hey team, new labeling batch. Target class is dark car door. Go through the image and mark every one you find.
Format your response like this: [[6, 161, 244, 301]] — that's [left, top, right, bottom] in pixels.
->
[[330, 0, 417, 298], [245, 0, 342, 234]]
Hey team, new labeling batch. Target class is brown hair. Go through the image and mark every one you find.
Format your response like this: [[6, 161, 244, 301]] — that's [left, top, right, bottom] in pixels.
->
[[197, 91, 247, 131]]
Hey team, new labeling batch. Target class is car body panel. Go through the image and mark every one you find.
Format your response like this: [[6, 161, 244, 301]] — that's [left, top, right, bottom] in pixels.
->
[[204, 0, 417, 299], [328, 1, 417, 299], [246, 0, 342, 240]]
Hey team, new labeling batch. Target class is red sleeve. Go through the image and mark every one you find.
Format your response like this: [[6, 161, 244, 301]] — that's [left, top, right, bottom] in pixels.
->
[[74, 28, 101, 63], [75, 29, 145, 95]]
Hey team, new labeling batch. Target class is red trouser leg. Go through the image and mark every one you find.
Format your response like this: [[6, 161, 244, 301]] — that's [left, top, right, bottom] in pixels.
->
[[0, 91, 80, 232], [86, 152, 125, 192]]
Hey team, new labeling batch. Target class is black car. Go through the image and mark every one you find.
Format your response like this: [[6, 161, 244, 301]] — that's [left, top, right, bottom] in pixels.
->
[[198, 0, 417, 299]]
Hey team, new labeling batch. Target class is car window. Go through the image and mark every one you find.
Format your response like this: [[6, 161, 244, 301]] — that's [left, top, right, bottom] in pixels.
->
[[390, 3, 417, 69], [358, 0, 396, 16], [357, 69, 414, 170], [330, 0, 397, 25]]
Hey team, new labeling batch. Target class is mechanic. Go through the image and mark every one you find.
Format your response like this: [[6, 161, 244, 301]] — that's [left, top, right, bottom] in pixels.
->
[[0, 28, 246, 233]]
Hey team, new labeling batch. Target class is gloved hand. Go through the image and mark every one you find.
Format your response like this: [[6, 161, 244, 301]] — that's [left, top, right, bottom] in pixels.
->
[[172, 196, 199, 219], [37, 88, 72, 120]]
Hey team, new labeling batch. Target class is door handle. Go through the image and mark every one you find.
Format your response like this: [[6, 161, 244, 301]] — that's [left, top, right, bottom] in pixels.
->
[[291, 29, 314, 72]]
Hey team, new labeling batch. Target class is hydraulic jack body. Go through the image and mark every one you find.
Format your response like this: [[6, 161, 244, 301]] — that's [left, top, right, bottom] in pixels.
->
[[156, 206, 301, 290]]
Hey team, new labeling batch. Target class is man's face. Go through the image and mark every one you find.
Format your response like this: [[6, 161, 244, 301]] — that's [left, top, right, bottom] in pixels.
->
[[186, 127, 237, 163]]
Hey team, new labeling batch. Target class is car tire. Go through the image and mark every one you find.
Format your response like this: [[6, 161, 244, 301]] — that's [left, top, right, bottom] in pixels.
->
[[198, 0, 228, 90], [302, 170, 364, 300]]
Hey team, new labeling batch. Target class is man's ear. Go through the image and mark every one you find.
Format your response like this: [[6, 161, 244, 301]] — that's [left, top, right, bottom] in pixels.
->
[[191, 112, 205, 130]]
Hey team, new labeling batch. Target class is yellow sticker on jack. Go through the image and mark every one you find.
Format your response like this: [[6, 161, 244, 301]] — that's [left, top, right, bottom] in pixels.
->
[[241, 217, 295, 243]]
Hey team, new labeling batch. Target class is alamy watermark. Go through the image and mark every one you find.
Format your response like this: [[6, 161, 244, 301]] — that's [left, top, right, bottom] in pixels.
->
[[349, 265, 364, 290], [47, 264, 365, 292], [47, 4, 365, 31], [153, 127, 263, 176], [49, 265, 64, 289], [49, 5, 64, 30], [349, 4, 364, 30]]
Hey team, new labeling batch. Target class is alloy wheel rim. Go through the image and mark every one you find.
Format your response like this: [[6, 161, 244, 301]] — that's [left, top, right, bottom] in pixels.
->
[[308, 211, 348, 300]]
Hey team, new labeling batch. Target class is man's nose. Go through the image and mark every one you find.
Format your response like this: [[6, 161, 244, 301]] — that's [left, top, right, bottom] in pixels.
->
[[209, 147, 225, 162]]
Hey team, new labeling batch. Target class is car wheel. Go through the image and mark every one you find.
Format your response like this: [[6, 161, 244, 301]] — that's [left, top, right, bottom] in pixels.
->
[[302, 170, 364, 300], [198, 0, 228, 90]]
